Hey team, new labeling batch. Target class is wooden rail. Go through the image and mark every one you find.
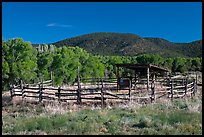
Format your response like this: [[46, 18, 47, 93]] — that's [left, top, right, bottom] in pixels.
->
[[10, 75, 198, 107]]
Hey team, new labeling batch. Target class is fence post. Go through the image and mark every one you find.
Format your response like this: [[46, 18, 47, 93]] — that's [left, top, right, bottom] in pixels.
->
[[39, 83, 42, 102], [116, 66, 119, 92], [150, 73, 155, 103], [193, 79, 196, 96], [41, 79, 44, 101], [170, 80, 173, 101], [182, 79, 184, 86], [77, 83, 81, 104], [185, 78, 188, 96], [77, 66, 81, 104], [51, 71, 54, 86], [97, 78, 100, 88], [101, 78, 105, 108], [21, 80, 25, 100], [58, 87, 61, 102], [147, 67, 150, 95], [128, 80, 131, 102], [195, 72, 198, 94], [10, 84, 13, 101]]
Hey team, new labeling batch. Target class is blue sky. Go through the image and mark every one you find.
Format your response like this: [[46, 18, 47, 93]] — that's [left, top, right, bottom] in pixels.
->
[[2, 2, 202, 44]]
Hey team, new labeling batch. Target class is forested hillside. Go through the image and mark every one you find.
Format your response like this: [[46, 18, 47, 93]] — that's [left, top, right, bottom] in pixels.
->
[[46, 32, 202, 57]]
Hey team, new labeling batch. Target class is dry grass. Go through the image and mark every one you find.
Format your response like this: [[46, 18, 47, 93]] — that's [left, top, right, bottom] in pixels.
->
[[2, 94, 202, 135]]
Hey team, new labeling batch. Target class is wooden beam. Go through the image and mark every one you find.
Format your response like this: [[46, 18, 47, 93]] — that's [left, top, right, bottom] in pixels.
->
[[195, 72, 198, 94], [21, 80, 25, 100], [147, 67, 150, 93], [129, 81, 131, 101], [134, 70, 137, 89], [10, 85, 13, 100], [77, 66, 81, 104], [151, 72, 155, 102], [116, 66, 119, 92], [185, 78, 188, 96], [170, 79, 173, 101], [39, 83, 42, 102], [58, 87, 61, 101], [101, 78, 105, 108]]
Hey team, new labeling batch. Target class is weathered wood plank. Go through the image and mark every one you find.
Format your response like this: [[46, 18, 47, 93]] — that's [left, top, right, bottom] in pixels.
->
[[55, 93, 77, 96], [81, 93, 101, 96], [24, 90, 39, 94], [104, 92, 120, 98], [42, 92, 56, 96], [173, 85, 185, 89], [23, 87, 39, 90], [81, 97, 103, 100]]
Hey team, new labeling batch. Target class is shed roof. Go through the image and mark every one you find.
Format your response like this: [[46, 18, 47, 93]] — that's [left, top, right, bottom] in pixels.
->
[[115, 64, 170, 72]]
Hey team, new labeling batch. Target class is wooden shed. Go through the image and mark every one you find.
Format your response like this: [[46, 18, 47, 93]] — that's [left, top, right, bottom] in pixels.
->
[[115, 64, 170, 97]]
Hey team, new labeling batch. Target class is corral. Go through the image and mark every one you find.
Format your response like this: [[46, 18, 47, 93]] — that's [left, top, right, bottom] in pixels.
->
[[9, 64, 199, 108]]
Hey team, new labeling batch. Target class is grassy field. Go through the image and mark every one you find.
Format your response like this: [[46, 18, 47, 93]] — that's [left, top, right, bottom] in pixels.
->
[[2, 90, 202, 135]]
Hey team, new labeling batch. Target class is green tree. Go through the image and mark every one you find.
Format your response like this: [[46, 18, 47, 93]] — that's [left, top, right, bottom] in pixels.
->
[[2, 39, 10, 90], [81, 55, 104, 78], [136, 54, 164, 65], [51, 47, 79, 85], [191, 58, 202, 71], [172, 57, 187, 73], [3, 38, 38, 85], [163, 58, 174, 71], [37, 52, 54, 81]]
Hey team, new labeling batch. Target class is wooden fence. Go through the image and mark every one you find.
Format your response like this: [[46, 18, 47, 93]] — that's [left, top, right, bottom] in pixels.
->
[[10, 75, 198, 107], [166, 78, 197, 99]]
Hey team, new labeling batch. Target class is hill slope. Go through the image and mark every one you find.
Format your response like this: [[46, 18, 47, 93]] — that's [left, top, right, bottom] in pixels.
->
[[45, 32, 201, 57]]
